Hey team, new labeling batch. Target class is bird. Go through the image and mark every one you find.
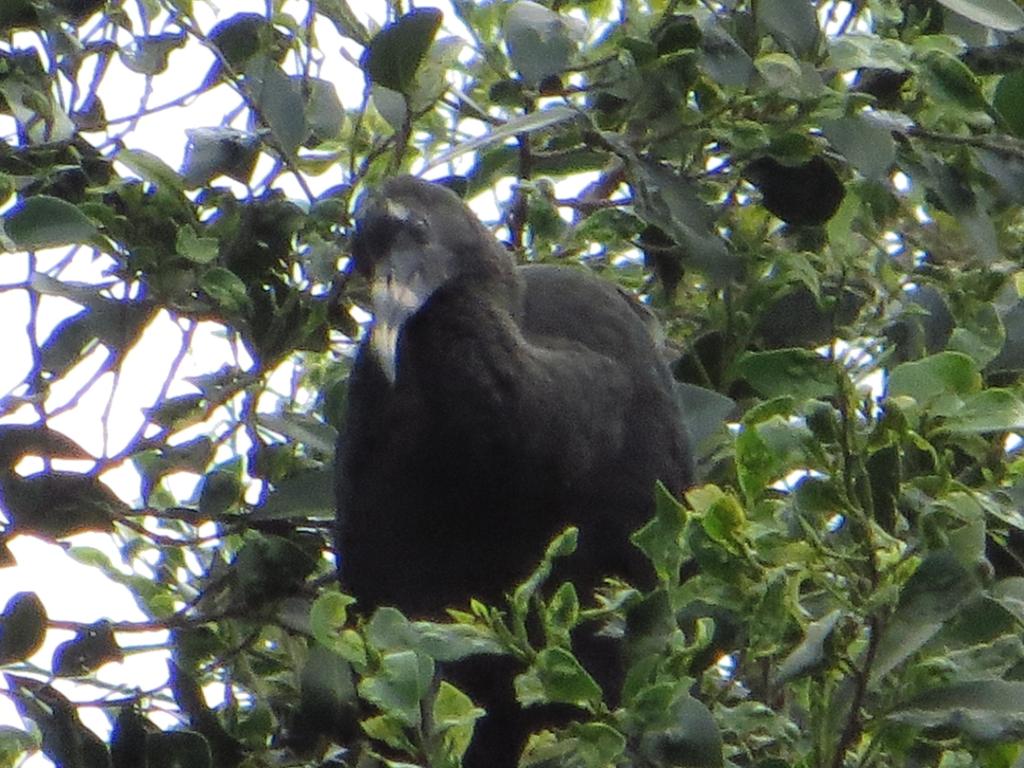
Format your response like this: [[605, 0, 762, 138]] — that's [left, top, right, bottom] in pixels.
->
[[743, 155, 845, 227], [335, 175, 693, 766]]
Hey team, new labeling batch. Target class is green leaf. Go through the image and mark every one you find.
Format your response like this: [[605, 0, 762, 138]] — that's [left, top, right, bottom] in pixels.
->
[[544, 582, 579, 644], [1, 472, 122, 538], [754, 51, 803, 91], [530, 647, 603, 709], [181, 127, 259, 187], [631, 482, 687, 583], [734, 416, 813, 500], [870, 551, 980, 684], [888, 352, 982, 401], [993, 578, 1024, 624], [889, 680, 1024, 740], [361, 713, 416, 752], [935, 0, 1024, 31], [0, 592, 46, 663], [65, 546, 116, 571], [640, 695, 724, 768], [317, 0, 371, 44], [310, 592, 353, 635], [365, 606, 504, 662], [512, 527, 578, 616], [0, 174, 13, 208], [117, 148, 185, 190], [119, 32, 187, 75], [917, 152, 1000, 262], [251, 467, 335, 521], [772, 610, 843, 685], [112, 708, 147, 768], [919, 50, 989, 112], [0, 424, 91, 468], [409, 622, 504, 661], [888, 286, 958, 364], [144, 393, 206, 430], [39, 309, 107, 376], [629, 159, 739, 284], [734, 423, 775, 503], [546, 526, 578, 559], [367, 607, 418, 652], [6, 675, 111, 768], [700, 22, 754, 87], [943, 388, 1024, 433], [362, 8, 442, 94], [305, 77, 345, 142], [408, 35, 463, 115], [733, 349, 837, 400], [199, 266, 251, 314], [975, 147, 1024, 206], [0, 727, 36, 765], [357, 650, 434, 727], [503, 1, 579, 86], [52, 621, 122, 677], [828, 36, 911, 71], [994, 70, 1024, 137], [742, 397, 796, 427], [245, 56, 306, 157], [256, 411, 338, 454], [822, 114, 896, 181], [2, 196, 97, 250], [370, 83, 409, 129], [243, 533, 320, 595], [300, 644, 358, 730], [197, 465, 242, 517], [146, 730, 212, 768], [175, 226, 219, 264], [427, 105, 577, 168], [757, 0, 819, 55], [310, 592, 363, 664], [674, 383, 735, 452], [575, 722, 627, 764], [943, 635, 1024, 679], [702, 493, 747, 552], [208, 13, 280, 69], [0, 0, 38, 28], [431, 681, 484, 760]]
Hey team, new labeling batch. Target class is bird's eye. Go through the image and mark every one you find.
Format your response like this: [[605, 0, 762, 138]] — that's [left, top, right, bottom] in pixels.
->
[[407, 215, 430, 243]]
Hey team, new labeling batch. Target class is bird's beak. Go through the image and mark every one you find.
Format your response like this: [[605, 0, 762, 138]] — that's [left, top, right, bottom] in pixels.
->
[[370, 249, 432, 384], [354, 194, 432, 384]]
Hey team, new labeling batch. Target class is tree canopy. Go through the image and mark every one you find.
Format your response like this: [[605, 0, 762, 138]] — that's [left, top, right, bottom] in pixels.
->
[[3, 0, 1024, 766]]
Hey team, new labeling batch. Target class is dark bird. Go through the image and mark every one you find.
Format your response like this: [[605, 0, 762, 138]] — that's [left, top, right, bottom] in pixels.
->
[[335, 175, 693, 766], [744, 155, 845, 226]]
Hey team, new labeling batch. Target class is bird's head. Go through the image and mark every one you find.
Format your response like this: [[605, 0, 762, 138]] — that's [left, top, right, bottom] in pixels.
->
[[350, 175, 514, 382]]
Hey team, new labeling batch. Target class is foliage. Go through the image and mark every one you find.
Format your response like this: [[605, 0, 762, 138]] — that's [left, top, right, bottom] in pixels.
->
[[2, 0, 1024, 766]]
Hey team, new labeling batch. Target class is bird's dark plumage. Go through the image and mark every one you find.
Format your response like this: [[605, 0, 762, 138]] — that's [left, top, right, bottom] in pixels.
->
[[335, 175, 692, 765]]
